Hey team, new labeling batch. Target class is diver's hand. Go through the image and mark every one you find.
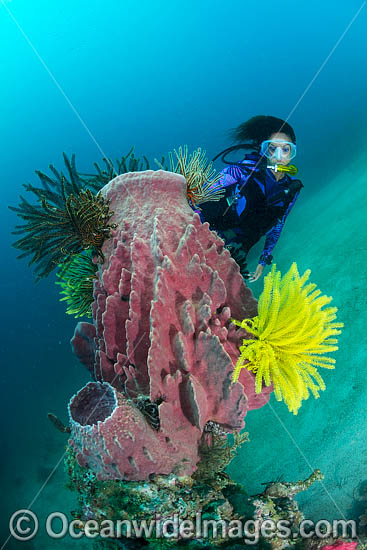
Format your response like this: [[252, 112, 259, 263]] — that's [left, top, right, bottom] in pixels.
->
[[248, 264, 264, 283]]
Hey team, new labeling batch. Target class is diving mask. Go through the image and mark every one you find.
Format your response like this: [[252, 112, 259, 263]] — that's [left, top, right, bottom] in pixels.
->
[[260, 139, 297, 160]]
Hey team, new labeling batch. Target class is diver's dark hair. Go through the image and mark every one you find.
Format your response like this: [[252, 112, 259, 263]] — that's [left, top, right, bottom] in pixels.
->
[[230, 115, 296, 148]]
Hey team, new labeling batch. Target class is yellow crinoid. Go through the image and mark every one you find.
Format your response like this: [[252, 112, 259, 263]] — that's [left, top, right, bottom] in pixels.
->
[[168, 145, 225, 209], [231, 263, 344, 414]]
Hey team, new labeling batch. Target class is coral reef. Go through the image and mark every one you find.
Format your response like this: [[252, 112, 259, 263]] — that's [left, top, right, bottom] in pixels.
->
[[65, 444, 327, 549], [64, 442, 247, 547], [251, 470, 324, 550], [256, 469, 324, 499], [193, 430, 249, 486], [231, 262, 344, 414], [68, 169, 272, 481]]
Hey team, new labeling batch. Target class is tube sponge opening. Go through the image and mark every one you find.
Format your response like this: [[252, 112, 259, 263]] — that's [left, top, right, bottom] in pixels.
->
[[68, 382, 117, 426]]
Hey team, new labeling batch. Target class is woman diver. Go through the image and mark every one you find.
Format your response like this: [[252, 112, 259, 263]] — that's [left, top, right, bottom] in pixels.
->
[[199, 115, 303, 282]]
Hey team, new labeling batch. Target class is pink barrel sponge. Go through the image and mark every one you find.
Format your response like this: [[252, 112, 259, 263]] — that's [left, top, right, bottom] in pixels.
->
[[322, 543, 358, 550], [68, 170, 272, 480]]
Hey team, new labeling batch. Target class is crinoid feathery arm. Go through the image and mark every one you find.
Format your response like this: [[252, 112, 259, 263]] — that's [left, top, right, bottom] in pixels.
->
[[231, 263, 343, 414], [168, 145, 225, 209]]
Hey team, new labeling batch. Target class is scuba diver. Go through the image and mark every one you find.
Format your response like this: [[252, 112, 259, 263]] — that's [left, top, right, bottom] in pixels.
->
[[199, 115, 303, 282]]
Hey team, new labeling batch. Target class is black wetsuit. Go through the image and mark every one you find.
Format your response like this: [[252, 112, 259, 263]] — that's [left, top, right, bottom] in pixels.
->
[[198, 152, 303, 272]]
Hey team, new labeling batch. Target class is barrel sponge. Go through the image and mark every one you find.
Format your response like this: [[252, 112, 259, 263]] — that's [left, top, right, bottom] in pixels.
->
[[68, 170, 272, 480]]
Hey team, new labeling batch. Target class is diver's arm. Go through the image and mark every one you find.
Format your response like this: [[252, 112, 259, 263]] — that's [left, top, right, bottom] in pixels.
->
[[259, 220, 284, 266], [209, 164, 247, 190], [258, 191, 300, 266], [193, 164, 247, 215]]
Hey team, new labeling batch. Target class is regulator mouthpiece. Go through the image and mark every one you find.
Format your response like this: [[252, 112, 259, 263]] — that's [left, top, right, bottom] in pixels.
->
[[268, 164, 298, 176]]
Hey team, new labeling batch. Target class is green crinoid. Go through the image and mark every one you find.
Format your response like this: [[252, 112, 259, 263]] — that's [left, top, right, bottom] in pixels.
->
[[80, 146, 166, 190], [56, 250, 98, 318]]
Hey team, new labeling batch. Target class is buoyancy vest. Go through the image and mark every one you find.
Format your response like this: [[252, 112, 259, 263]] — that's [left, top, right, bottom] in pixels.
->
[[200, 152, 303, 236]]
